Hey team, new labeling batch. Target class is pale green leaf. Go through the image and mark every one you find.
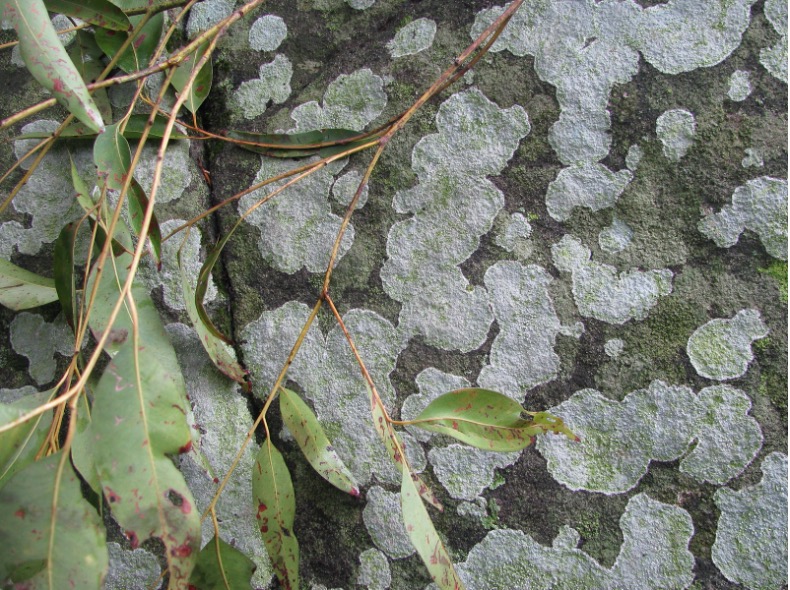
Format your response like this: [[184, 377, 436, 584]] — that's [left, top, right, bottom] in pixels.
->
[[93, 122, 131, 192], [170, 41, 213, 114], [279, 388, 359, 496], [68, 30, 112, 123], [0, 258, 58, 311], [401, 463, 465, 590], [0, 390, 53, 488], [4, 0, 104, 132], [95, 11, 163, 74], [44, 0, 130, 31], [189, 536, 257, 590], [253, 440, 299, 590], [0, 453, 108, 589]]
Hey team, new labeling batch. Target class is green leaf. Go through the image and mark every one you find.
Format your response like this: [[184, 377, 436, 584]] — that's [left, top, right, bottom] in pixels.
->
[[16, 113, 191, 141], [0, 453, 108, 589], [70, 396, 101, 495], [195, 228, 234, 344], [170, 41, 213, 114], [189, 536, 257, 590], [94, 122, 132, 191], [88, 342, 200, 586], [53, 222, 79, 328], [68, 31, 113, 123], [253, 441, 299, 590], [0, 258, 58, 311], [401, 463, 466, 590], [0, 390, 53, 488], [410, 388, 577, 452], [44, 0, 131, 31], [95, 11, 163, 74], [228, 128, 369, 159], [127, 178, 162, 267], [279, 388, 359, 497], [4, 0, 104, 132], [177, 241, 248, 387]]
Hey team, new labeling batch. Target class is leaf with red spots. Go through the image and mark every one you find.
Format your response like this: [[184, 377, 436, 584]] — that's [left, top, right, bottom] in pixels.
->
[[170, 41, 213, 114], [279, 387, 359, 496], [68, 30, 113, 124], [401, 462, 465, 590], [44, 0, 130, 31], [0, 258, 58, 311], [252, 440, 299, 590], [0, 389, 54, 487], [95, 10, 163, 74], [4, 0, 104, 132], [94, 122, 131, 192], [188, 535, 256, 590], [409, 388, 578, 452], [0, 453, 108, 589]]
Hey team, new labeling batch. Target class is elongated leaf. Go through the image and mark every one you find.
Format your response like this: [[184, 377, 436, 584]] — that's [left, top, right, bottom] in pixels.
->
[[95, 11, 163, 74], [127, 178, 162, 267], [279, 388, 359, 496], [4, 0, 104, 132], [253, 441, 299, 590], [87, 342, 200, 587], [228, 128, 368, 159], [53, 222, 78, 328], [189, 536, 257, 590], [170, 41, 213, 114], [195, 228, 234, 344], [70, 395, 101, 495], [401, 463, 465, 590], [44, 0, 130, 31], [177, 244, 247, 386], [0, 453, 108, 589], [0, 258, 58, 310], [68, 30, 112, 123], [94, 122, 132, 191], [16, 113, 191, 141], [411, 388, 578, 452], [0, 389, 53, 487]]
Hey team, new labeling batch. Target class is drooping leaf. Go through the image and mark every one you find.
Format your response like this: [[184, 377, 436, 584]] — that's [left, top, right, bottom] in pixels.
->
[[252, 440, 299, 590], [4, 0, 104, 132], [70, 395, 101, 495], [68, 30, 113, 123], [170, 41, 213, 114], [95, 11, 163, 74], [195, 227, 235, 344], [410, 388, 578, 452], [401, 463, 465, 590], [16, 113, 191, 141], [0, 389, 53, 487], [88, 342, 200, 587], [177, 242, 247, 386], [0, 258, 58, 310], [44, 0, 130, 31], [227, 128, 369, 159], [189, 535, 257, 590], [0, 453, 108, 589], [279, 388, 359, 496], [94, 122, 132, 191], [127, 177, 162, 267], [53, 222, 79, 328]]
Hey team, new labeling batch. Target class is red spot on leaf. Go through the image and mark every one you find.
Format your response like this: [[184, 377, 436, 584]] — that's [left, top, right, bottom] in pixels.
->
[[178, 440, 192, 454], [126, 530, 139, 549], [14, 509, 25, 519], [53, 78, 63, 93], [105, 487, 121, 504], [171, 543, 192, 558], [133, 34, 146, 49]]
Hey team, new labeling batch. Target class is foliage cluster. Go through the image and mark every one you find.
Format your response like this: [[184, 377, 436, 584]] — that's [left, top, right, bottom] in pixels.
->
[[0, 1, 577, 588]]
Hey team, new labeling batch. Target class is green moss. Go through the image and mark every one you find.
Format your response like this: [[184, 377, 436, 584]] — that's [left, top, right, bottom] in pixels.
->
[[759, 260, 788, 303]]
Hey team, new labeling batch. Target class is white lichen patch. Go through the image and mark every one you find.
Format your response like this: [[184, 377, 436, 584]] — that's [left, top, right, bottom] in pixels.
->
[[387, 18, 437, 58], [728, 70, 753, 101], [712, 452, 788, 590], [132, 139, 191, 205], [537, 380, 762, 493], [380, 88, 530, 352], [604, 338, 625, 358], [137, 220, 217, 311], [401, 368, 471, 444], [10, 313, 73, 385], [167, 324, 273, 589], [598, 218, 634, 254], [625, 144, 643, 171], [742, 148, 764, 168], [362, 487, 414, 559], [551, 235, 673, 325], [446, 493, 693, 590], [493, 212, 532, 253], [686, 309, 769, 380], [233, 54, 293, 120], [698, 176, 788, 260], [545, 164, 632, 222], [656, 109, 696, 162], [186, 0, 234, 38], [248, 14, 287, 52], [478, 261, 581, 399], [103, 542, 161, 590], [357, 548, 391, 590], [760, 0, 788, 82], [346, 0, 375, 9], [240, 303, 412, 486], [290, 69, 387, 132], [332, 170, 369, 209], [428, 444, 520, 501], [239, 157, 351, 274]]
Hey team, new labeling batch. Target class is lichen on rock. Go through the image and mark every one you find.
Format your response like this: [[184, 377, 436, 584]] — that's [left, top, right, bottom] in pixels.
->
[[356, 548, 391, 590], [362, 486, 414, 559], [232, 54, 293, 120], [387, 18, 437, 58], [545, 164, 632, 222], [248, 14, 287, 52], [10, 312, 73, 385], [760, 0, 788, 82], [656, 109, 696, 162], [728, 70, 753, 102]]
